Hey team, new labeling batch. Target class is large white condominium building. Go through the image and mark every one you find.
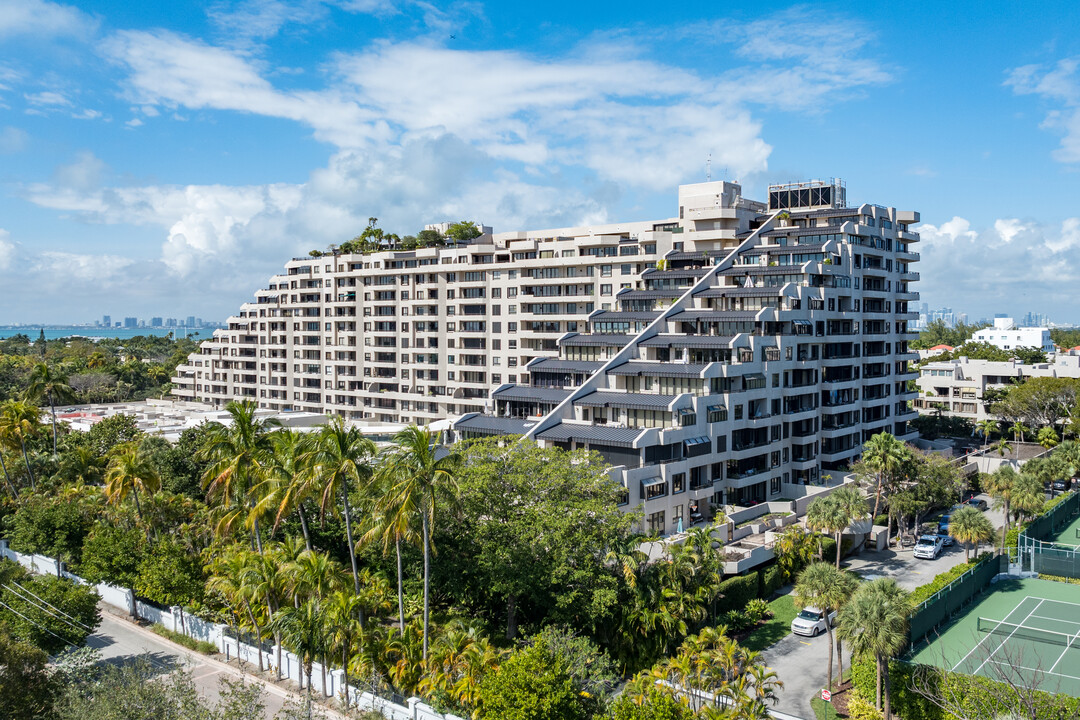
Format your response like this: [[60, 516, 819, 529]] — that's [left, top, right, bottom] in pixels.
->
[[171, 178, 921, 536]]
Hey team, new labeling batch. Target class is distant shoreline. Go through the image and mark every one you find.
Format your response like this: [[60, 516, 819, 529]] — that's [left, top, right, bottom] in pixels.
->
[[0, 326, 207, 341]]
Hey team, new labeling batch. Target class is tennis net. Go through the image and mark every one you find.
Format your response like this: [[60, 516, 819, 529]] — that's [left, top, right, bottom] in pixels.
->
[[976, 617, 1080, 649]]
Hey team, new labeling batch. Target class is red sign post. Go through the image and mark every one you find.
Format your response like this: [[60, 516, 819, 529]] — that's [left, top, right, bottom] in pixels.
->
[[821, 689, 832, 702]]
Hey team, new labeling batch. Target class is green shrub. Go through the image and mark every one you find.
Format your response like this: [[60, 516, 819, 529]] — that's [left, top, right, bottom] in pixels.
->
[[745, 598, 772, 623], [761, 565, 783, 597], [846, 687, 882, 720], [150, 624, 217, 655], [720, 610, 753, 632], [909, 553, 992, 607], [715, 573, 759, 614]]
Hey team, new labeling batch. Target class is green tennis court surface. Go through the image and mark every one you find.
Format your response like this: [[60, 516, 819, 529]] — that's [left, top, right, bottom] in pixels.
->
[[911, 577, 1080, 697]]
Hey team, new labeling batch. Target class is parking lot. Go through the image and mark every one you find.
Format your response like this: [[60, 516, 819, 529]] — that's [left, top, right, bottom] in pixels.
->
[[759, 494, 1005, 719]]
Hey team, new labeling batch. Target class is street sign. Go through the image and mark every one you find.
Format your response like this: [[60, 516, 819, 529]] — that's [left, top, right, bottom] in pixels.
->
[[821, 689, 832, 702]]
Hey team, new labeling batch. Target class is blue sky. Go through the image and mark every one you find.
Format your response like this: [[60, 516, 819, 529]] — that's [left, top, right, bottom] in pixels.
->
[[2, 0, 1080, 324]]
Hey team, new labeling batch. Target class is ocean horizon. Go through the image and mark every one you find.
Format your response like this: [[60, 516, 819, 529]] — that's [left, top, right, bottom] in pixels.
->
[[0, 326, 208, 341]]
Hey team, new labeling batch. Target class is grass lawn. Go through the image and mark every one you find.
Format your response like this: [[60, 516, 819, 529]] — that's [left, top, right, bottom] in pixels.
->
[[741, 594, 797, 652], [810, 696, 843, 720]]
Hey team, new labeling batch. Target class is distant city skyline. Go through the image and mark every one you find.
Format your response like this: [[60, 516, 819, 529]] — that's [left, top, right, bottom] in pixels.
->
[[3, 1, 1080, 322]]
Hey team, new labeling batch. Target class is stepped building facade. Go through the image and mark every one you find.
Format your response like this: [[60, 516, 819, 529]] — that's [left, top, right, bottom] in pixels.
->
[[173, 179, 921, 532]]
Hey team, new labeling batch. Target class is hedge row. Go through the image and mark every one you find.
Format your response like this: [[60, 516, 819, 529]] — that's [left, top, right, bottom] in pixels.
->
[[908, 553, 994, 607], [851, 657, 1080, 720]]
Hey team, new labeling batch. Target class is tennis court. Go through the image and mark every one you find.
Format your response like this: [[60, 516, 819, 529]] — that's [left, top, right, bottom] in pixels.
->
[[1054, 511, 1080, 547], [910, 577, 1080, 697]]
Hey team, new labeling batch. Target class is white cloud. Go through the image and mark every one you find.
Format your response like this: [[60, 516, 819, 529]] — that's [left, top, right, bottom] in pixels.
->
[[0, 229, 14, 270], [205, 0, 395, 46], [917, 215, 1080, 315], [0, 126, 28, 153], [1006, 57, 1080, 163], [24, 90, 72, 107], [34, 251, 134, 282], [52, 150, 107, 191], [0, 0, 97, 39]]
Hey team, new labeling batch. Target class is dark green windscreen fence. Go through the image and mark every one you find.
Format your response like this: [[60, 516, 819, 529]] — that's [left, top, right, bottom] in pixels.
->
[[907, 554, 1006, 652], [1018, 491, 1080, 578]]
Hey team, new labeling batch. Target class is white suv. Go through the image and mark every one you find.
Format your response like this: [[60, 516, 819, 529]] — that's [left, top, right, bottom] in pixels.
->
[[913, 534, 944, 560], [791, 606, 836, 637]]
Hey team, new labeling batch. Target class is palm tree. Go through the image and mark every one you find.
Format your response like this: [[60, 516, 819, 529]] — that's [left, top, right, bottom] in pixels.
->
[[947, 506, 995, 562], [271, 598, 328, 720], [774, 526, 816, 583], [326, 590, 367, 710], [199, 401, 280, 553], [831, 487, 869, 569], [984, 466, 1019, 554], [25, 362, 76, 456], [805, 495, 843, 563], [991, 437, 1013, 458], [862, 433, 907, 524], [380, 425, 462, 661], [57, 445, 107, 486], [254, 430, 316, 551], [793, 562, 851, 691], [1037, 425, 1060, 449], [103, 441, 161, 542], [0, 400, 42, 491], [360, 478, 420, 637], [306, 417, 377, 601], [1010, 421, 1029, 444], [243, 550, 290, 680], [976, 419, 997, 450], [836, 578, 910, 719], [1012, 471, 1046, 524], [287, 549, 346, 605]]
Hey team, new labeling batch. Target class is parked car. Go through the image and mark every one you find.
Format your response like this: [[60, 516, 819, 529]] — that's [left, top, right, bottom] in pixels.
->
[[914, 535, 945, 560], [1053, 478, 1073, 492], [937, 533, 955, 548], [964, 497, 988, 511], [791, 606, 837, 637], [937, 514, 952, 534]]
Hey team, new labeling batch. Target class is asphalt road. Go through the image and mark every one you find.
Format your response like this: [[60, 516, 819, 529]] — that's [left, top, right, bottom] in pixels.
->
[[759, 494, 1006, 719], [87, 611, 295, 718]]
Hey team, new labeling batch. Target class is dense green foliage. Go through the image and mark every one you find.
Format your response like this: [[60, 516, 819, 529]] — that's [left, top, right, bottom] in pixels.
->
[[910, 320, 988, 350], [0, 628, 58, 720], [0, 562, 100, 654], [0, 333, 199, 404], [478, 643, 589, 720]]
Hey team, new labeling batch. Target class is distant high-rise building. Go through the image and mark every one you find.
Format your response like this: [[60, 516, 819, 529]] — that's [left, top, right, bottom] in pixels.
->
[[151, 317, 163, 327], [166, 318, 177, 327], [102, 315, 111, 328], [195, 318, 203, 327], [186, 316, 196, 327], [123, 317, 138, 329]]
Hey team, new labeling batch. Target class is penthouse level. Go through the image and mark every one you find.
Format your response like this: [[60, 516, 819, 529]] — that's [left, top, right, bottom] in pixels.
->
[[451, 179, 921, 538]]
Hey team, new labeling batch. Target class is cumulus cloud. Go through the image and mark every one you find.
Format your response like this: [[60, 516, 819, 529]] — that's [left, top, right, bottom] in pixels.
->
[[917, 215, 1080, 315], [0, 0, 97, 39], [1006, 57, 1080, 163]]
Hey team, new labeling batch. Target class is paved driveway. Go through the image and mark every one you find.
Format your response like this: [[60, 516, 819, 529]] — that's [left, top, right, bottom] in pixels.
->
[[759, 494, 1004, 719], [87, 611, 297, 718]]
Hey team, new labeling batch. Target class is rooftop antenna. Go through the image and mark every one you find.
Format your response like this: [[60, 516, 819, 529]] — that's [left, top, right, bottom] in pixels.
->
[[706, 153, 711, 182]]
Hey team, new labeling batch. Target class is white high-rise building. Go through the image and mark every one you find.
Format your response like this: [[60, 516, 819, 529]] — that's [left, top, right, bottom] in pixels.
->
[[971, 317, 1053, 353], [173, 179, 921, 538]]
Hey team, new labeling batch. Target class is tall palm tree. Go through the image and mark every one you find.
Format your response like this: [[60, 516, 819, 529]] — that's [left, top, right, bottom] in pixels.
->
[[199, 401, 280, 553], [793, 562, 851, 691], [836, 577, 910, 719], [948, 506, 995, 562], [976, 419, 997, 450], [306, 417, 377, 601], [805, 495, 844, 563], [862, 433, 907, 524], [103, 441, 161, 542], [25, 362, 76, 456], [327, 590, 365, 710], [1012, 471, 1046, 524], [1010, 421, 1029, 444], [271, 598, 328, 720], [0, 400, 42, 491], [57, 445, 107, 486], [984, 466, 1019, 554], [243, 550, 290, 680], [380, 425, 462, 661], [254, 430, 316, 551], [831, 487, 869, 569], [360, 478, 420, 637], [286, 549, 346, 605]]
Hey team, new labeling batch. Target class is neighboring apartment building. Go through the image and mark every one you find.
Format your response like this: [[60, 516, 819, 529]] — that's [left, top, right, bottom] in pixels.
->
[[449, 180, 921, 535], [971, 317, 1053, 353], [172, 180, 762, 423], [172, 178, 921, 536], [914, 354, 1080, 421]]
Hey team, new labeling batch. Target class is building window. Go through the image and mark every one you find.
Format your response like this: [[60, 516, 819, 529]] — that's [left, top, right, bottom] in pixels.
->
[[770, 477, 781, 494], [647, 510, 665, 535], [672, 473, 686, 494], [707, 405, 727, 423]]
